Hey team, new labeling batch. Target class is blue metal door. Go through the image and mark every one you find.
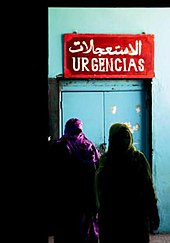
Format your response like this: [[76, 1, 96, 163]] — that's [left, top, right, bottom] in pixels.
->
[[61, 80, 150, 160]]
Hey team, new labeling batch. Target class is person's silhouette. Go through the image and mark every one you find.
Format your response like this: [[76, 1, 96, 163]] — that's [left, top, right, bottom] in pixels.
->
[[95, 123, 159, 243], [48, 118, 100, 243]]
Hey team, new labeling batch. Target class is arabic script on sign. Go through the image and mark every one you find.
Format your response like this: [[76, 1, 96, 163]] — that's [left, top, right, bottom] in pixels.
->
[[69, 39, 142, 56]]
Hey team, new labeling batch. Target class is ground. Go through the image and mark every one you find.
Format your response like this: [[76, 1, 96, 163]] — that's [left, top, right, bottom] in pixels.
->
[[48, 233, 170, 243]]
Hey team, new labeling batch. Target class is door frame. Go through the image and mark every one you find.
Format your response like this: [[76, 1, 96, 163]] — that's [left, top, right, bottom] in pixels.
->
[[57, 78, 152, 168]]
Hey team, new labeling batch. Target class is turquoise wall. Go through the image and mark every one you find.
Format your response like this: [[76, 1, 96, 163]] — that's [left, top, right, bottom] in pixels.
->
[[48, 7, 170, 232]]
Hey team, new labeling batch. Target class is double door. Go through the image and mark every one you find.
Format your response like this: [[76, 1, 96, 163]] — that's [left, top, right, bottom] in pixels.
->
[[60, 80, 150, 160]]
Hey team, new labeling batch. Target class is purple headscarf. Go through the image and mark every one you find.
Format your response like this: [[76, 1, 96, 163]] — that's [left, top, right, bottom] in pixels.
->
[[64, 118, 83, 136], [61, 118, 100, 165]]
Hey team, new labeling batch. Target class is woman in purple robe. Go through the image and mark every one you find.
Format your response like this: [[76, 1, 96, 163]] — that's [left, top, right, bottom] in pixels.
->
[[48, 118, 100, 243]]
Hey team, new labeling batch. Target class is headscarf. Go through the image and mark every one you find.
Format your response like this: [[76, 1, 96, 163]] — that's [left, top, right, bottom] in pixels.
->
[[108, 122, 136, 154], [64, 118, 83, 136], [59, 118, 100, 165]]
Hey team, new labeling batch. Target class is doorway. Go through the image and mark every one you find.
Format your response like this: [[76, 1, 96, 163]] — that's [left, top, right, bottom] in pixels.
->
[[60, 79, 151, 162]]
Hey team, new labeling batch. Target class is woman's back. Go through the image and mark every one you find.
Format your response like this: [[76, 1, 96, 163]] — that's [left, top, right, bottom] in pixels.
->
[[95, 123, 159, 243]]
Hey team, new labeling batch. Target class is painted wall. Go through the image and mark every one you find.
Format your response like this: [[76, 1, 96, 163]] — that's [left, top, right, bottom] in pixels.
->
[[48, 7, 170, 232]]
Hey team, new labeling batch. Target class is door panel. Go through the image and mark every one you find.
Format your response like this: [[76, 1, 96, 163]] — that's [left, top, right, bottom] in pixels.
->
[[104, 90, 147, 156], [62, 92, 104, 148]]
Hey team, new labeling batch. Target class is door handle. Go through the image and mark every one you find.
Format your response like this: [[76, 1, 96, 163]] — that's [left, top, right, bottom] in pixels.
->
[[99, 143, 107, 154]]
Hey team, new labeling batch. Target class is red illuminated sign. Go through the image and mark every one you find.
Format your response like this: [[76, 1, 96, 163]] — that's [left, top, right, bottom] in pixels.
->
[[64, 34, 154, 79]]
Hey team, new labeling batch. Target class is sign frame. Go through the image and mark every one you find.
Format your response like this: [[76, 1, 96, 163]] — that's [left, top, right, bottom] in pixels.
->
[[64, 33, 154, 79]]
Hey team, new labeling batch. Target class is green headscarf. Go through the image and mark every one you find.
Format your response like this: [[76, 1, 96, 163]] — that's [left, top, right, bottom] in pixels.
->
[[108, 122, 135, 153]]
